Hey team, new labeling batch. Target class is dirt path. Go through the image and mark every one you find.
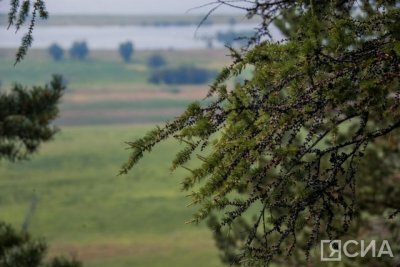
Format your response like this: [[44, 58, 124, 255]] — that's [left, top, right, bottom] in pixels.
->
[[49, 238, 214, 261], [58, 87, 210, 125]]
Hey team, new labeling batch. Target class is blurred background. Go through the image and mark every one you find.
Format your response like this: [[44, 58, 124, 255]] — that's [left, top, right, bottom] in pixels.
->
[[0, 1, 270, 267]]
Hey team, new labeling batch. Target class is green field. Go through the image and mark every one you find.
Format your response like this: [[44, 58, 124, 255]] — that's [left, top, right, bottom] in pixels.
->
[[0, 49, 229, 90], [0, 48, 237, 125], [0, 45, 240, 266], [0, 45, 233, 267], [0, 124, 224, 267]]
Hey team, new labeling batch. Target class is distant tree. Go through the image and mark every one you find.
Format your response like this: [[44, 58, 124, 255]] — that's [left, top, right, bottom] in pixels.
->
[[118, 41, 134, 63], [48, 43, 64, 61], [149, 66, 215, 85], [5, 0, 49, 64], [147, 54, 167, 69], [69, 41, 89, 61]]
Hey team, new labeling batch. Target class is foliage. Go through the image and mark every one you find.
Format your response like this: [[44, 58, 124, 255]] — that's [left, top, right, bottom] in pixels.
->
[[69, 41, 89, 61], [0, 222, 81, 267], [118, 41, 134, 63], [48, 43, 64, 61], [0, 75, 65, 161], [147, 54, 167, 69], [121, 0, 400, 266], [149, 66, 216, 85], [6, 0, 48, 64]]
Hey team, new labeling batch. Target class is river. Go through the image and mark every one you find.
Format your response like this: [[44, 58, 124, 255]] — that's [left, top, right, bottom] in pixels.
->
[[0, 24, 282, 50]]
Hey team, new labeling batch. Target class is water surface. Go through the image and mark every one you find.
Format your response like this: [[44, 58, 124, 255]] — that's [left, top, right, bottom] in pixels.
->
[[0, 24, 281, 50]]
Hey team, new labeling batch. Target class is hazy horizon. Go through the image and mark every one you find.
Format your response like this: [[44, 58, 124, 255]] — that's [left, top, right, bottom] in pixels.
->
[[0, 0, 248, 15]]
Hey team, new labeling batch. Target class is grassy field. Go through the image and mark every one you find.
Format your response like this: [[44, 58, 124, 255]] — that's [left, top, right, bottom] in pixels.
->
[[0, 124, 224, 267], [0, 48, 237, 125], [0, 48, 230, 90], [0, 46, 238, 266]]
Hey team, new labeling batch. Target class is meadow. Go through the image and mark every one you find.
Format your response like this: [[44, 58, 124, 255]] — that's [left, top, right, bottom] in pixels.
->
[[0, 48, 234, 266], [0, 125, 224, 267], [0, 48, 233, 125], [0, 48, 230, 90]]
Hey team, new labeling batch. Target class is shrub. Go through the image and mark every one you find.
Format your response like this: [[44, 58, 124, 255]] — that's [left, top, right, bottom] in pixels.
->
[[0, 222, 82, 267], [149, 66, 215, 85], [147, 54, 167, 69]]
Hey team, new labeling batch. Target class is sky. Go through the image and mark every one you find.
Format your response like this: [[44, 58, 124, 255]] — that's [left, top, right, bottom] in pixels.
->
[[0, 0, 247, 15]]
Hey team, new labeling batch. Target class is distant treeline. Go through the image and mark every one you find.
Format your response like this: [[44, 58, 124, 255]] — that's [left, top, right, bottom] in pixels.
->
[[0, 14, 259, 27]]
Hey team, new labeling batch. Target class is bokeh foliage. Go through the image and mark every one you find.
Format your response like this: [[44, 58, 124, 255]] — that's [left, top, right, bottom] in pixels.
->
[[121, 0, 400, 266]]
